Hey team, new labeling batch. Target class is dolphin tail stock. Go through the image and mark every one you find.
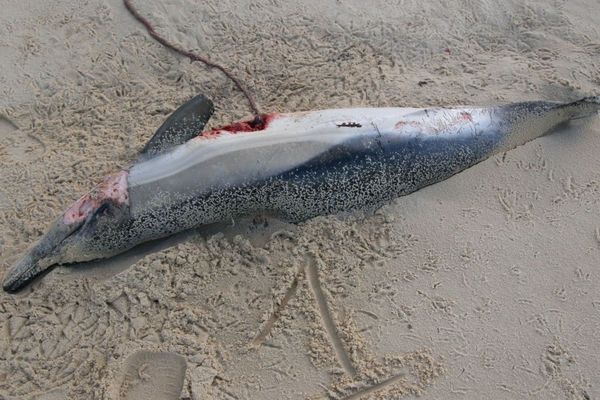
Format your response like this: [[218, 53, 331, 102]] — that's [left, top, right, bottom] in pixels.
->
[[501, 95, 600, 150], [558, 95, 600, 119]]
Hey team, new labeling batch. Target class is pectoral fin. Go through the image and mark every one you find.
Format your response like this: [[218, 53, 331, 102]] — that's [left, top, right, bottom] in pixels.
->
[[140, 94, 214, 160]]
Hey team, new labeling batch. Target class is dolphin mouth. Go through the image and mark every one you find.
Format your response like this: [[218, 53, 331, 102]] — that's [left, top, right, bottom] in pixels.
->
[[2, 219, 78, 293], [3, 253, 49, 293]]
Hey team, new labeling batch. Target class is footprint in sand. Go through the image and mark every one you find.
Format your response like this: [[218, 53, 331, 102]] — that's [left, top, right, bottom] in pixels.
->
[[119, 351, 187, 400], [0, 116, 45, 162]]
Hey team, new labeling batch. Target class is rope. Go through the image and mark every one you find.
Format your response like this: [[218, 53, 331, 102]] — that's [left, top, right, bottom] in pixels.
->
[[123, 0, 261, 116]]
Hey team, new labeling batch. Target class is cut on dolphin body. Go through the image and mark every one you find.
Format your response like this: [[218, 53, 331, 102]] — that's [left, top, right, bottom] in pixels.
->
[[3, 95, 599, 292]]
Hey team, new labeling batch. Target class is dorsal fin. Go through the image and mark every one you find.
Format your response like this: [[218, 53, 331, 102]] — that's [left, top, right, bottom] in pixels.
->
[[139, 94, 214, 160]]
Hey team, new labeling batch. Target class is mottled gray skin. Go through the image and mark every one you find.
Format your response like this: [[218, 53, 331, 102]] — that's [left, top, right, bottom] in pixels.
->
[[3, 96, 599, 292], [139, 94, 214, 160]]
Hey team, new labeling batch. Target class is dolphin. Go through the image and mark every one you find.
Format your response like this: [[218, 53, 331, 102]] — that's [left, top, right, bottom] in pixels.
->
[[3, 94, 599, 292]]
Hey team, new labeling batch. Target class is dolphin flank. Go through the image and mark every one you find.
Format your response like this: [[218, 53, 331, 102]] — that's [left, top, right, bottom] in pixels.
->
[[3, 94, 599, 292]]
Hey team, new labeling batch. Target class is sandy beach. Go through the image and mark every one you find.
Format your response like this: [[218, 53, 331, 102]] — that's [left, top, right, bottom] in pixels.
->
[[1, 0, 599, 398]]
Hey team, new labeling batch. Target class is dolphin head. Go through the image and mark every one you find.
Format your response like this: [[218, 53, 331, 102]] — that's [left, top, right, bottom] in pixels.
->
[[2, 171, 131, 292]]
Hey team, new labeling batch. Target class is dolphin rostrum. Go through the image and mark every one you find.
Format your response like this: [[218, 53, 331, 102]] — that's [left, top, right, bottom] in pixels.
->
[[3, 95, 599, 292]]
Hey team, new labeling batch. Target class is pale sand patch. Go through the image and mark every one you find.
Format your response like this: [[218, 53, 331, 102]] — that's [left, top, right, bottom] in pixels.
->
[[0, 0, 599, 399], [119, 351, 186, 400]]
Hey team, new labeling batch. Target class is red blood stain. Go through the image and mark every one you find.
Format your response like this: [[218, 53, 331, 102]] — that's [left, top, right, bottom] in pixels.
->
[[219, 113, 277, 132], [460, 111, 473, 121], [394, 120, 422, 129], [63, 171, 129, 225], [444, 47, 451, 55], [201, 130, 223, 140], [199, 113, 278, 140]]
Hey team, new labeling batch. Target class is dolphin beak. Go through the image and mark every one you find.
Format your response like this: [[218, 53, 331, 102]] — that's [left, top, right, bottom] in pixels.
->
[[2, 219, 78, 293], [3, 170, 129, 293]]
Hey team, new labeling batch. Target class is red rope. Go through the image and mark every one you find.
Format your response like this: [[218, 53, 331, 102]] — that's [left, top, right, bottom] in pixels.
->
[[123, 0, 261, 116]]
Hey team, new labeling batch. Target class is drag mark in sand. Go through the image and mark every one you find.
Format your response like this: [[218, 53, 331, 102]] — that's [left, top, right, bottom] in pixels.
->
[[341, 372, 407, 400], [305, 255, 357, 377], [251, 272, 301, 347]]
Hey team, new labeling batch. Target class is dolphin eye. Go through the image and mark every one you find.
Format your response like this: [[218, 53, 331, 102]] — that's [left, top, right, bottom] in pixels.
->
[[91, 202, 112, 220]]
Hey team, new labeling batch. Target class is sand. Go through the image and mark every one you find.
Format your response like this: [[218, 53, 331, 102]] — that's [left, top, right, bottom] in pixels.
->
[[1, 0, 599, 398]]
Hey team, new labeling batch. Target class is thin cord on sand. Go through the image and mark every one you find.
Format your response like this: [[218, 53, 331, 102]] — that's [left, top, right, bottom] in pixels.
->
[[123, 0, 261, 117]]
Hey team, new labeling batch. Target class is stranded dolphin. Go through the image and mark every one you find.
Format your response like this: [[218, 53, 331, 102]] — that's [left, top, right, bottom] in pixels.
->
[[3, 94, 599, 292]]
